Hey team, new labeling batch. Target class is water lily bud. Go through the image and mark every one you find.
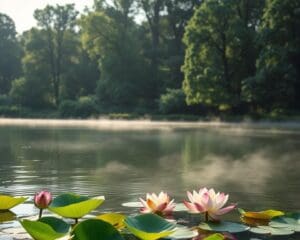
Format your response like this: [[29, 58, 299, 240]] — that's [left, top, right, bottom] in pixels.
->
[[34, 191, 52, 209]]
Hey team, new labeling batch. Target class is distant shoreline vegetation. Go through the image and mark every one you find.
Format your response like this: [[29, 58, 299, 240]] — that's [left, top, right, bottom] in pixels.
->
[[0, 105, 300, 123], [1, 1, 299, 121]]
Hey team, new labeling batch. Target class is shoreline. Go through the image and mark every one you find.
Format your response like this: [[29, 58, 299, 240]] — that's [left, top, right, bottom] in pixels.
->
[[1, 118, 300, 131]]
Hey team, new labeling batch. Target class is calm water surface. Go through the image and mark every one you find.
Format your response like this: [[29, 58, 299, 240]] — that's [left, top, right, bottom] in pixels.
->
[[0, 122, 299, 238]]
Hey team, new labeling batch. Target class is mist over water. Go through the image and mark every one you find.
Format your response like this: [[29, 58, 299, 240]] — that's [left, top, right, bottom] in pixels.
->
[[0, 120, 300, 238]]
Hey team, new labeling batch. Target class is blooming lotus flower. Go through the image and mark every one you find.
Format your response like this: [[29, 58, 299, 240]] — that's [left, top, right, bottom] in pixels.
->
[[184, 188, 236, 221], [139, 192, 176, 216], [34, 190, 52, 219]]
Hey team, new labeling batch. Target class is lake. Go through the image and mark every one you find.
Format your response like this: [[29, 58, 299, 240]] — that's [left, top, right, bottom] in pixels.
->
[[0, 119, 300, 239]]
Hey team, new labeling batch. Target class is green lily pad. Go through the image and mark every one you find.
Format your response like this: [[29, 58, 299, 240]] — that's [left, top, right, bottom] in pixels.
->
[[269, 213, 300, 232], [250, 226, 294, 236], [124, 213, 176, 240], [0, 195, 27, 210], [0, 211, 16, 223], [164, 225, 198, 239], [96, 213, 125, 230], [20, 217, 70, 240], [48, 193, 104, 219], [72, 219, 124, 240], [199, 221, 249, 233], [203, 233, 225, 240]]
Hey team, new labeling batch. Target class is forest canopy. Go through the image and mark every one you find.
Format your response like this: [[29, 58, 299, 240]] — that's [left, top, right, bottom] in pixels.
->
[[0, 0, 299, 118]]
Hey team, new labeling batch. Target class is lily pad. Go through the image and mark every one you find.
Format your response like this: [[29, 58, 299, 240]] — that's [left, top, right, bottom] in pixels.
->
[[240, 216, 269, 227], [20, 217, 70, 240], [269, 213, 300, 232], [238, 208, 284, 220], [0, 195, 27, 210], [124, 213, 176, 240], [164, 225, 198, 239], [250, 226, 294, 236], [72, 219, 124, 240], [198, 221, 249, 233], [0, 211, 16, 222], [203, 233, 225, 240], [48, 193, 104, 219], [96, 213, 125, 230]]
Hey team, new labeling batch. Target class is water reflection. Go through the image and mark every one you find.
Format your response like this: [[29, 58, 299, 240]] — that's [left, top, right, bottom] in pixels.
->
[[0, 124, 299, 221]]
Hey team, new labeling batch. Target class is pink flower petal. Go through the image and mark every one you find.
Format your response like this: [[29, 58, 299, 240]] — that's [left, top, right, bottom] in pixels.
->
[[156, 202, 168, 212], [194, 202, 206, 212], [183, 200, 200, 213], [216, 204, 236, 215]]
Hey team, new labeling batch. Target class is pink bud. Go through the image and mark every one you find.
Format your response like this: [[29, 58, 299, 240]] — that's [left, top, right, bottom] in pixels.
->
[[34, 191, 52, 209]]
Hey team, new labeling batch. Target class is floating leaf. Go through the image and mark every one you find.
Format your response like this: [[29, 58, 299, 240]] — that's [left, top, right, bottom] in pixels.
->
[[240, 216, 269, 227], [96, 213, 125, 230], [0, 210, 16, 222], [203, 233, 225, 240], [198, 221, 249, 233], [72, 219, 124, 240], [165, 225, 198, 239], [124, 213, 176, 240], [0, 195, 27, 210], [20, 217, 70, 240], [238, 208, 284, 220], [250, 226, 294, 236], [269, 212, 300, 232], [48, 193, 104, 219]]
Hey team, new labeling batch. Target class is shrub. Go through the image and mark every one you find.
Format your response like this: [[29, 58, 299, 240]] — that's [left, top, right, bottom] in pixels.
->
[[159, 89, 187, 114], [59, 96, 98, 118]]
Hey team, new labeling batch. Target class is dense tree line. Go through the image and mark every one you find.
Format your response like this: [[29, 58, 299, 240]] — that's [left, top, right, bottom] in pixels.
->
[[0, 0, 299, 118]]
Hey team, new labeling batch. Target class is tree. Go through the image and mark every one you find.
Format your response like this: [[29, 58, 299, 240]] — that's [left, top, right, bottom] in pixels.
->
[[34, 4, 78, 106], [0, 13, 21, 94], [164, 0, 202, 89], [138, 0, 165, 97], [243, 0, 300, 111], [10, 29, 52, 108], [81, 0, 152, 111], [182, 0, 264, 111]]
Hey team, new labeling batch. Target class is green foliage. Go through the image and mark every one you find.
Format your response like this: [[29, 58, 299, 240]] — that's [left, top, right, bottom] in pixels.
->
[[72, 219, 124, 240], [59, 96, 98, 118], [1, 0, 300, 117], [0, 13, 22, 94], [10, 77, 51, 109], [20, 217, 70, 240], [0, 195, 27, 210], [159, 89, 187, 114], [124, 213, 176, 240], [80, 3, 154, 111], [242, 0, 300, 111], [48, 193, 105, 219]]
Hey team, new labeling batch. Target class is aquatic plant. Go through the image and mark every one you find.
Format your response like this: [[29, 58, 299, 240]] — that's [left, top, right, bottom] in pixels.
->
[[0, 188, 299, 239], [183, 188, 236, 221], [34, 190, 52, 219], [139, 191, 176, 216]]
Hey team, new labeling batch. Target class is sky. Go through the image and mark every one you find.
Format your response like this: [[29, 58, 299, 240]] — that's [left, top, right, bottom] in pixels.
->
[[0, 0, 94, 33]]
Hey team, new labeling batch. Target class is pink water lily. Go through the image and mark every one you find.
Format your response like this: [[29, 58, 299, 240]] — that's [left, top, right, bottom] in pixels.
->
[[34, 190, 52, 209], [184, 188, 236, 221], [34, 190, 52, 219], [140, 191, 176, 216]]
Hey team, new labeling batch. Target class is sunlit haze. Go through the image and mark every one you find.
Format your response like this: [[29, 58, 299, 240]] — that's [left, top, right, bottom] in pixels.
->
[[0, 0, 94, 33]]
